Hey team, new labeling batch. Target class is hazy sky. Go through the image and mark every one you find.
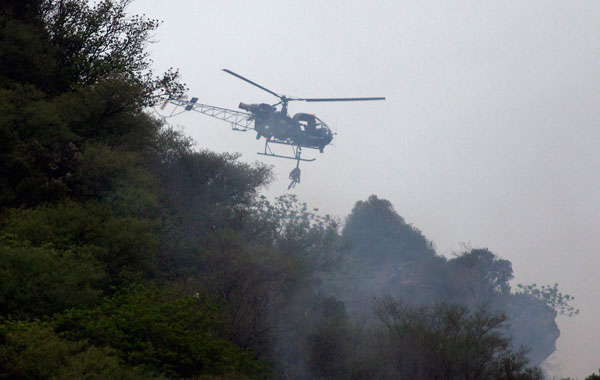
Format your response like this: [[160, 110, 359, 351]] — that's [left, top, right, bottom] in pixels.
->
[[129, 1, 600, 377]]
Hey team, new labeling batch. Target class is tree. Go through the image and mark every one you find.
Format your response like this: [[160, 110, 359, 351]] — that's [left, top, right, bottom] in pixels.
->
[[343, 195, 436, 266], [515, 283, 579, 317], [0, 0, 183, 209], [374, 297, 542, 380], [1, 201, 158, 288], [304, 296, 354, 380], [445, 248, 514, 309], [506, 292, 561, 366], [53, 286, 269, 379], [0, 236, 104, 319], [191, 230, 293, 357], [1, 0, 183, 96], [0, 321, 165, 380], [585, 370, 600, 380], [248, 194, 345, 274], [337, 195, 445, 315]]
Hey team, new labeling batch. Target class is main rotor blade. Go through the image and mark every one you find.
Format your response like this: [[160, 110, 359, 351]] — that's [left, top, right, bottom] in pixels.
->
[[222, 69, 281, 99], [301, 97, 386, 102]]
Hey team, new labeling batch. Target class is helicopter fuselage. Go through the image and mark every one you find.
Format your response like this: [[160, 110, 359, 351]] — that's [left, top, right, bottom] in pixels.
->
[[238, 102, 333, 153]]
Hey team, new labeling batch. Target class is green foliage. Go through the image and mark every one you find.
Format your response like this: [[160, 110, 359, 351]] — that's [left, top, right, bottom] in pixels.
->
[[343, 194, 435, 265], [249, 194, 345, 274], [1, 0, 184, 96], [0, 18, 59, 91], [268, 294, 354, 380], [0, 78, 163, 210], [0, 1, 272, 378], [374, 298, 541, 380], [0, 320, 165, 380], [585, 369, 600, 380], [53, 286, 269, 379], [43, 0, 161, 87], [304, 297, 353, 380], [0, 0, 183, 209], [449, 248, 514, 292], [0, 84, 76, 207], [186, 195, 347, 362], [71, 142, 160, 216], [157, 149, 271, 212], [489, 350, 544, 380], [195, 230, 298, 358], [53, 80, 164, 149], [152, 145, 273, 279], [51, 345, 168, 380], [516, 283, 579, 317], [0, 236, 104, 319], [1, 201, 158, 287], [445, 248, 514, 309]]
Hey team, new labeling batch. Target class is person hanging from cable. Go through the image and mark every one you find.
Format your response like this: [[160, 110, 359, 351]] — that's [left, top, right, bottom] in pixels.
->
[[288, 164, 301, 190]]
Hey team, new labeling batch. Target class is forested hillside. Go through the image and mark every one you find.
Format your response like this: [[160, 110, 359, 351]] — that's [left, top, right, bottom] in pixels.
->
[[0, 1, 576, 379]]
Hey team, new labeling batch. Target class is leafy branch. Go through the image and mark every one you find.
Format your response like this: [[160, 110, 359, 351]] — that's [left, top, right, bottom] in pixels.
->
[[515, 283, 579, 317]]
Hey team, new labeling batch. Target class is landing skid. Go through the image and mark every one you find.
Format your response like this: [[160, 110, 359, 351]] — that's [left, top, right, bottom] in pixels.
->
[[257, 152, 315, 162], [257, 140, 316, 162], [257, 140, 312, 189]]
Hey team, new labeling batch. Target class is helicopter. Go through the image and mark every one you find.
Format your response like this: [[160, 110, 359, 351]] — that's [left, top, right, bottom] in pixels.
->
[[158, 69, 385, 189]]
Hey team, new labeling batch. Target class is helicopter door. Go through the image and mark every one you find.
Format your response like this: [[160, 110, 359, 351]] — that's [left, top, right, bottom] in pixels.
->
[[292, 113, 318, 143]]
